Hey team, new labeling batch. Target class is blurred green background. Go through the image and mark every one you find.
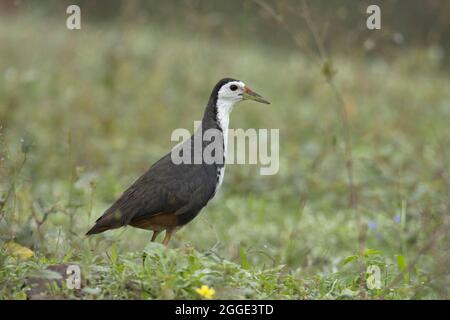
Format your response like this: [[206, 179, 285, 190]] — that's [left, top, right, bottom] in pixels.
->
[[0, 0, 449, 299]]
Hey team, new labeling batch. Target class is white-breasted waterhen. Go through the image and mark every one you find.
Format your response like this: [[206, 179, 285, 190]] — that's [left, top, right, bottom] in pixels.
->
[[86, 78, 269, 246]]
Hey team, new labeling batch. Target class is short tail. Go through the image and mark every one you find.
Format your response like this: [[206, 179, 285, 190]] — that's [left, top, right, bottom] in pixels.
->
[[86, 223, 112, 236], [85, 212, 122, 236]]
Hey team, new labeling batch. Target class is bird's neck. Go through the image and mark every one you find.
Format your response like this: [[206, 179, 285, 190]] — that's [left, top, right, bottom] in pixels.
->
[[202, 97, 235, 129], [215, 98, 235, 131], [201, 97, 236, 158]]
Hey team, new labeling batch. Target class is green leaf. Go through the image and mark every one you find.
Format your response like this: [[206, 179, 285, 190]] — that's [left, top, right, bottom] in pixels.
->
[[82, 287, 101, 295], [239, 246, 250, 270], [397, 254, 410, 283], [343, 255, 359, 265], [340, 288, 357, 297], [363, 248, 383, 257], [110, 243, 118, 264], [30, 269, 63, 280], [397, 255, 407, 271]]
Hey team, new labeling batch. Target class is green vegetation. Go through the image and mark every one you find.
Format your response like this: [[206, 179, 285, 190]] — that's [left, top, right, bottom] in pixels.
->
[[1, 11, 449, 299]]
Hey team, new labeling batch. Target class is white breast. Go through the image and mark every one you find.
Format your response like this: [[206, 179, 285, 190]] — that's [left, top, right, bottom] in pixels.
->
[[213, 98, 233, 194]]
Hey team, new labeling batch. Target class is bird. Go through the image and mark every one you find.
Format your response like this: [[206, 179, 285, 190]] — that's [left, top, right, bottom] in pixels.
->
[[86, 78, 269, 246]]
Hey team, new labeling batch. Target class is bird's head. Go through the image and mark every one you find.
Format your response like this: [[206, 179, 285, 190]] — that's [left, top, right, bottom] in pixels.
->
[[212, 78, 270, 106]]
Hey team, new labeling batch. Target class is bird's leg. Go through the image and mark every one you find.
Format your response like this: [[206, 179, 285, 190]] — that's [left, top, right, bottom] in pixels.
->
[[142, 252, 147, 267], [143, 230, 162, 266], [151, 230, 161, 242], [162, 230, 173, 247]]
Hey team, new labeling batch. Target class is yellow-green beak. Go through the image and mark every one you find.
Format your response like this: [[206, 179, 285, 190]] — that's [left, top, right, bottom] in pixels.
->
[[242, 86, 270, 104]]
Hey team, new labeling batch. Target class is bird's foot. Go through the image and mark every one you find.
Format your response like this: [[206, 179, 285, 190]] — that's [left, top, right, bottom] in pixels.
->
[[142, 252, 147, 267]]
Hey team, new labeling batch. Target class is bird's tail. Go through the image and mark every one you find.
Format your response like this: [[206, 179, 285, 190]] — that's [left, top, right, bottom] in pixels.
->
[[85, 210, 122, 236], [85, 223, 111, 235]]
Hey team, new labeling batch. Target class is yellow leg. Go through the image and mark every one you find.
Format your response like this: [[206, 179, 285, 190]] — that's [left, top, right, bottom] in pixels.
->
[[142, 252, 147, 266], [143, 231, 161, 266], [162, 230, 173, 246], [151, 230, 161, 242]]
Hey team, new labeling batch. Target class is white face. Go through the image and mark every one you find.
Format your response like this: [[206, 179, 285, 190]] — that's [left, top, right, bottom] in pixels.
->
[[217, 81, 246, 104]]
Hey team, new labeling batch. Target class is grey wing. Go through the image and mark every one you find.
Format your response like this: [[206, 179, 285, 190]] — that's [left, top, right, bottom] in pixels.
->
[[96, 153, 217, 227]]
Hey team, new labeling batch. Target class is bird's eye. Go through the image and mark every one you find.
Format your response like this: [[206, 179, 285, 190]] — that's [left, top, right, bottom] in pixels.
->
[[230, 84, 238, 91]]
